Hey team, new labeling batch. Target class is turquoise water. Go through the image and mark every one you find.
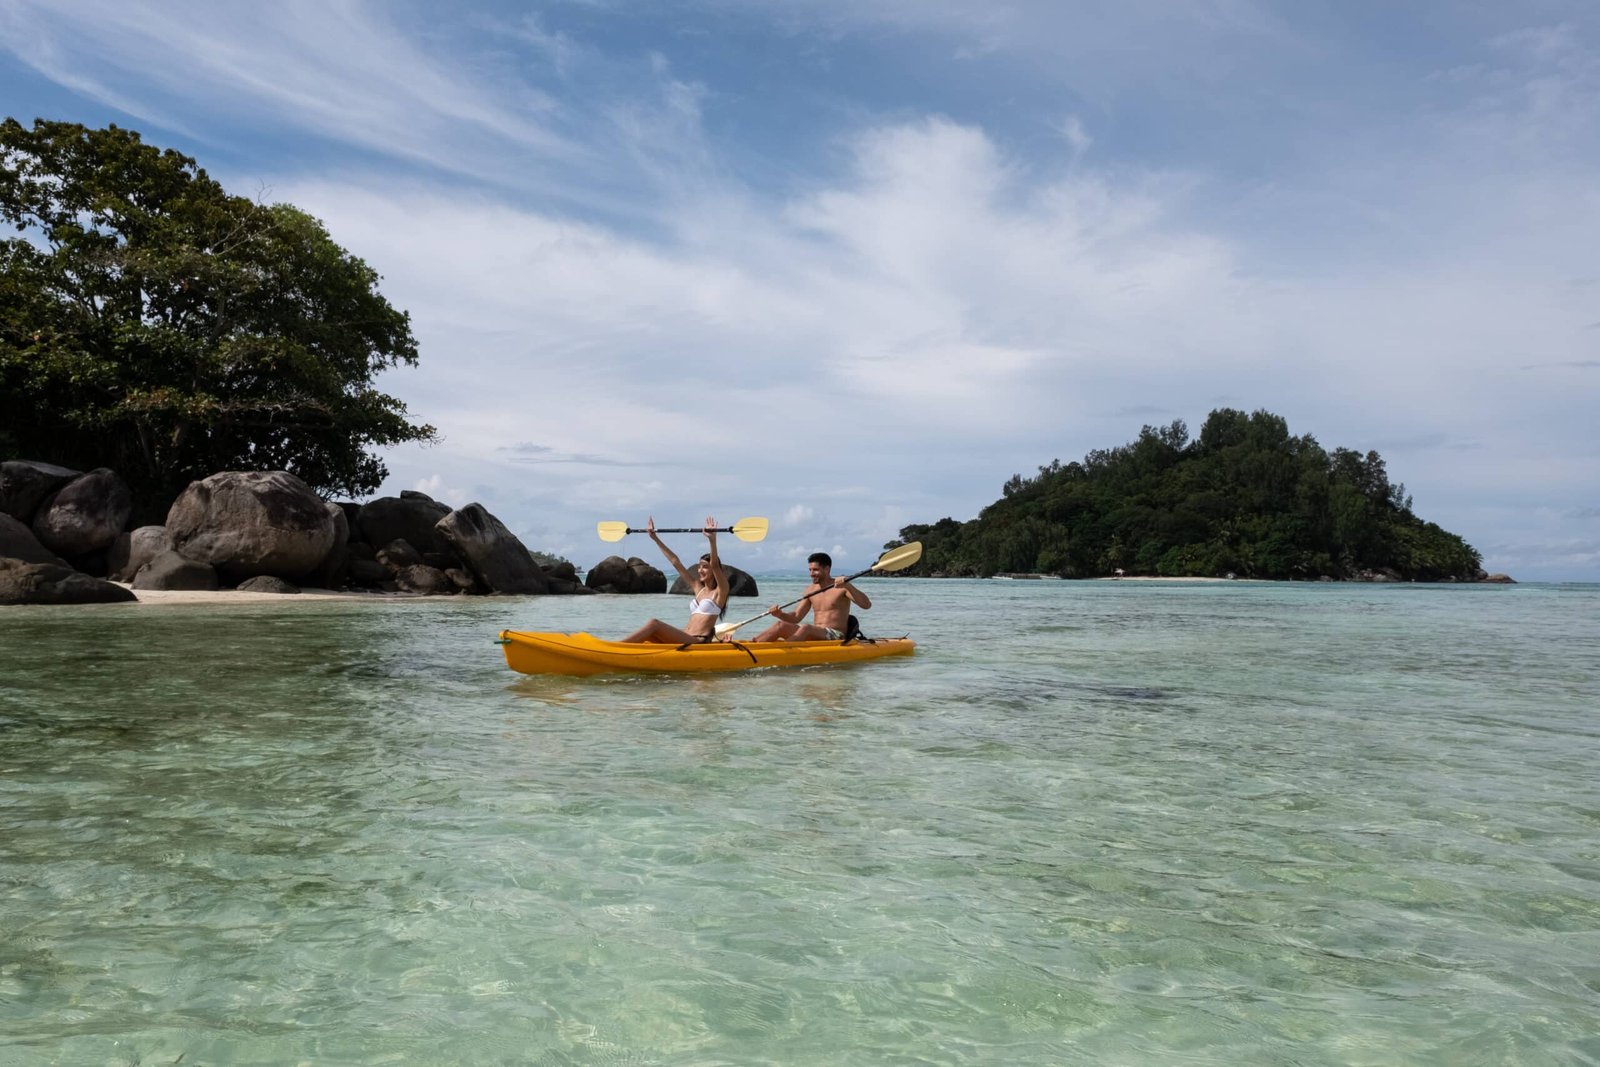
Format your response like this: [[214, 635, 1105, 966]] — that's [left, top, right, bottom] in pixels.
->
[[3, 579, 1599, 1065]]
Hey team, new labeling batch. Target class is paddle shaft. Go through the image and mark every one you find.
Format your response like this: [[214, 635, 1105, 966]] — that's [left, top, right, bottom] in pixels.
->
[[717, 564, 876, 636], [598, 517, 768, 544]]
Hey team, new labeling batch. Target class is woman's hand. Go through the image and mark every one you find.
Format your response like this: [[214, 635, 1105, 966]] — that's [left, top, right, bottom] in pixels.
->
[[646, 516, 659, 539], [703, 515, 717, 539]]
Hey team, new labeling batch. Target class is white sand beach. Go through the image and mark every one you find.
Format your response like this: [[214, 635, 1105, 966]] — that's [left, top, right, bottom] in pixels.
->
[[112, 583, 396, 605]]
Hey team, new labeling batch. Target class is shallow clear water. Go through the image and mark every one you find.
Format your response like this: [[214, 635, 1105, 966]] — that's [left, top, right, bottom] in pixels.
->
[[3, 580, 1599, 1065]]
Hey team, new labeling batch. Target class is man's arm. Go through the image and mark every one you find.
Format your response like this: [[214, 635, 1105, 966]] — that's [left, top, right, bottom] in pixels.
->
[[837, 578, 871, 610], [768, 588, 818, 623]]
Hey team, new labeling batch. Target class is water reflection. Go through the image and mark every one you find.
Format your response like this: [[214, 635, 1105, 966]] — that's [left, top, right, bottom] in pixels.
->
[[790, 670, 860, 720], [502, 664, 864, 722]]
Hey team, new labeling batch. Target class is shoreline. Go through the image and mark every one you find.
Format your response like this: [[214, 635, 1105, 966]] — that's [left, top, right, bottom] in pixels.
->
[[111, 583, 396, 605], [99, 573, 1515, 604], [1094, 575, 1233, 582], [886, 574, 1518, 584]]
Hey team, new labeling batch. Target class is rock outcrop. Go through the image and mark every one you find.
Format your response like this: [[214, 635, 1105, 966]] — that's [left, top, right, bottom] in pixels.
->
[[668, 565, 759, 597], [31, 468, 132, 558], [3, 456, 585, 601], [376, 539, 426, 570], [132, 550, 220, 591], [0, 557, 137, 605], [585, 555, 667, 594], [0, 461, 80, 523], [347, 559, 391, 587], [394, 564, 453, 595], [0, 513, 70, 568], [309, 502, 350, 590], [166, 471, 337, 580], [436, 503, 549, 594], [106, 526, 174, 582], [358, 492, 453, 556], [237, 575, 301, 594]]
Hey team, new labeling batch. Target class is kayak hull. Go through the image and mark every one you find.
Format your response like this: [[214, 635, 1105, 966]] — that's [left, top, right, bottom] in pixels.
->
[[498, 630, 916, 677]]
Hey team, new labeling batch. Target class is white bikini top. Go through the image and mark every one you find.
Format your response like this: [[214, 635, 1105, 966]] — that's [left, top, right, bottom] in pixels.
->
[[689, 596, 722, 616]]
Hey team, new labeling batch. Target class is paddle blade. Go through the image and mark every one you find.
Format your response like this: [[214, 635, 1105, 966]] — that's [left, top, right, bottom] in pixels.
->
[[730, 516, 769, 543], [870, 541, 923, 573], [596, 521, 629, 542]]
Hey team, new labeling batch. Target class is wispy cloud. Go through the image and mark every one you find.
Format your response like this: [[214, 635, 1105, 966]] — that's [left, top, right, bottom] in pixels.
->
[[0, 0, 701, 220], [1054, 114, 1092, 158], [500, 443, 675, 468], [271, 90, 1600, 567], [4, 2, 570, 162], [4, 0, 1599, 576]]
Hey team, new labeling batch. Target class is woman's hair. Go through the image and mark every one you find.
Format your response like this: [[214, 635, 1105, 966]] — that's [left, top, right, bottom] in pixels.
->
[[694, 555, 725, 613]]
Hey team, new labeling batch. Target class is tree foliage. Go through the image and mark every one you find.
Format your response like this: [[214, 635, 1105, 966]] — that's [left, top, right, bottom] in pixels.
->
[[0, 118, 435, 512], [889, 409, 1482, 581]]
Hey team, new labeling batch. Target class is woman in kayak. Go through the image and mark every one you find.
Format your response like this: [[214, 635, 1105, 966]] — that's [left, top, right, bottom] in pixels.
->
[[619, 516, 730, 643]]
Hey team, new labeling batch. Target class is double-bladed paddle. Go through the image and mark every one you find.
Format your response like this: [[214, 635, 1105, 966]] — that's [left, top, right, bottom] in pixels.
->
[[714, 541, 923, 637], [596, 517, 769, 543]]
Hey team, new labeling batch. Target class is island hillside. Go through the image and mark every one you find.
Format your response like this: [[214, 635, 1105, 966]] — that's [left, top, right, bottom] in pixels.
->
[[888, 409, 1485, 582]]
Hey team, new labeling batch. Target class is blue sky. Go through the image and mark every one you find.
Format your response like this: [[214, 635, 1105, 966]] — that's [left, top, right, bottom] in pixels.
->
[[4, 0, 1597, 579]]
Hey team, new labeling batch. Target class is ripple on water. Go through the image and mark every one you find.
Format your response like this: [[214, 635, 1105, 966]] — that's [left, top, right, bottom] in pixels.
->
[[2, 584, 1599, 1063]]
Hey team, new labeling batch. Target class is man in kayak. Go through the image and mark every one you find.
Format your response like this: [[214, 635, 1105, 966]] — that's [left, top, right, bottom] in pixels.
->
[[751, 552, 871, 641]]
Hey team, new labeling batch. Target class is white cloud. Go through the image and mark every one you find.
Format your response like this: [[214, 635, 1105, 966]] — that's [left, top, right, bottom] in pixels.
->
[[1055, 114, 1092, 156], [412, 474, 468, 507], [1, 1, 573, 174], [6, 1, 1598, 575], [264, 98, 1599, 573]]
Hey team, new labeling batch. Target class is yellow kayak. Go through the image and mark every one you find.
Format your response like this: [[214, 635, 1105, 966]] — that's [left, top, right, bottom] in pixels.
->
[[497, 630, 916, 677]]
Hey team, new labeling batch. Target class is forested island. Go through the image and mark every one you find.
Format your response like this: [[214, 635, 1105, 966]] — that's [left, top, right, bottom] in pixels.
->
[[888, 409, 1487, 581]]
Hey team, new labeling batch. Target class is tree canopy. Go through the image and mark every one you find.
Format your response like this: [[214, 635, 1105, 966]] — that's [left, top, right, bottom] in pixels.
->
[[0, 118, 435, 513], [889, 409, 1483, 581]]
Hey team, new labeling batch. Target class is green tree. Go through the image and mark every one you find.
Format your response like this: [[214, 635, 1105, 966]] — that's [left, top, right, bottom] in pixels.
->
[[887, 408, 1482, 581], [0, 118, 435, 512]]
